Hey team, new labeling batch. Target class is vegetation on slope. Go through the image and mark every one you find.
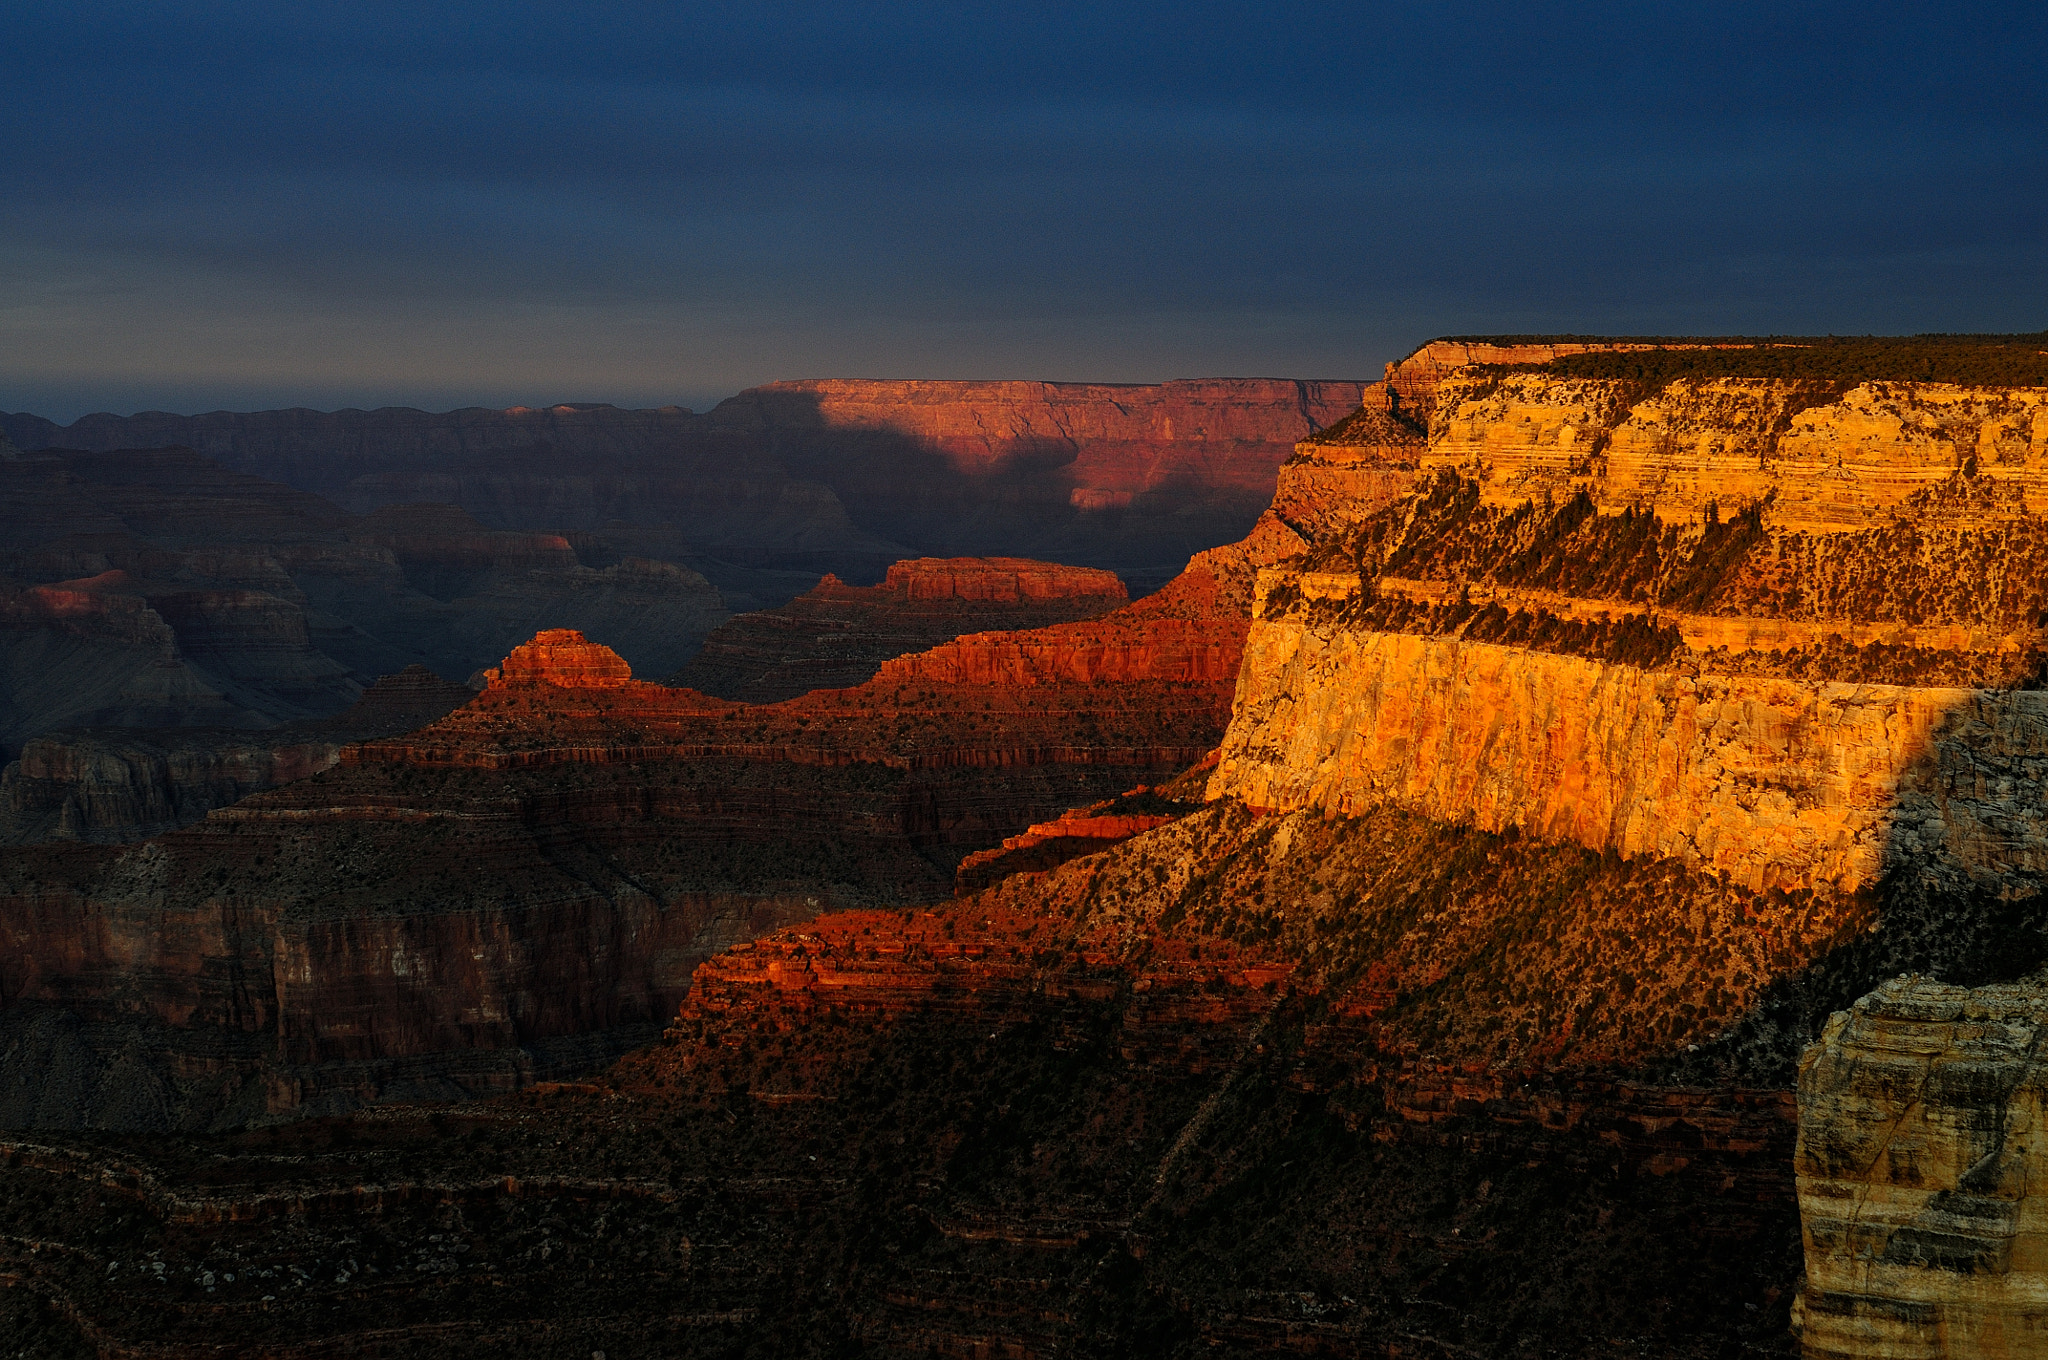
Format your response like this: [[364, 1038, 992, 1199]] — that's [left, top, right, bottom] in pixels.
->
[[1529, 335, 2048, 388]]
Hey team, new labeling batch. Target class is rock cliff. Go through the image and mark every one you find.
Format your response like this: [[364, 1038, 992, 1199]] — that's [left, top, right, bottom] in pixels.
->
[[1213, 625, 2048, 895], [1219, 350, 2048, 898]]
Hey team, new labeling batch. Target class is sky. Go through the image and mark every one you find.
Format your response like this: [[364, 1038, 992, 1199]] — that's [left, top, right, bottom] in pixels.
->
[[4, 1, 2045, 421]]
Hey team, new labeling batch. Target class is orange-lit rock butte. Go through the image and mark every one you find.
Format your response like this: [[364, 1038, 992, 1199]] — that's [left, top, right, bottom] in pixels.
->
[[1220, 340, 2048, 899]]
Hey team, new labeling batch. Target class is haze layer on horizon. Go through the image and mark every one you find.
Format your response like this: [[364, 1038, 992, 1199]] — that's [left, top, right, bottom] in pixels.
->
[[4, 1, 2044, 423]]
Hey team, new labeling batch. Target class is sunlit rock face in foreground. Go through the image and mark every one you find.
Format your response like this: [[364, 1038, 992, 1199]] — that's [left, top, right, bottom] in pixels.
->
[[1219, 345, 2048, 900], [1794, 976, 2048, 1360]]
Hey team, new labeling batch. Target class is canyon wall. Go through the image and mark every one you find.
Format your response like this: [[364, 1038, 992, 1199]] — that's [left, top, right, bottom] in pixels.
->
[[0, 666, 473, 844], [1423, 375, 2048, 529], [1220, 361, 2048, 898]]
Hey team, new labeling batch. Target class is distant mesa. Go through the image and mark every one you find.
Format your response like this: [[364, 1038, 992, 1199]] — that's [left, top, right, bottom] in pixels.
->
[[673, 555, 1132, 704], [481, 628, 634, 689], [878, 556, 1126, 604]]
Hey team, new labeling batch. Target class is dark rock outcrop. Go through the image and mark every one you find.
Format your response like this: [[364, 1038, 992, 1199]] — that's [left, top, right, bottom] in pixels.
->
[[0, 666, 473, 845]]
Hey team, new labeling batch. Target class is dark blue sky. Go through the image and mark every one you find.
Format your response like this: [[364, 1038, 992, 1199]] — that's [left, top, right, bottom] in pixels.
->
[[5, 2, 2044, 420]]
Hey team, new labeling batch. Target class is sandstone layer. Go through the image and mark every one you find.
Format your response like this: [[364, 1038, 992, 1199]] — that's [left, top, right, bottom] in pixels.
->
[[1220, 352, 2048, 898], [1211, 622, 2048, 894], [1794, 976, 2048, 1359], [1423, 375, 2048, 530], [673, 556, 1126, 703]]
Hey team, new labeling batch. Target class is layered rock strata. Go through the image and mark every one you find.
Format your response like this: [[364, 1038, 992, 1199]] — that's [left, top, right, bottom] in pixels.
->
[[1794, 976, 2048, 1359], [1213, 623, 2048, 894], [1424, 376, 2048, 530], [673, 556, 1126, 703], [0, 791, 1826, 1357], [12, 339, 2048, 1356], [1219, 357, 2048, 898], [952, 781, 1199, 894]]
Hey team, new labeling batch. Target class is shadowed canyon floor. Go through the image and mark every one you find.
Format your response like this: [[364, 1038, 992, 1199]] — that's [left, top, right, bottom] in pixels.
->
[[11, 797, 2042, 1357]]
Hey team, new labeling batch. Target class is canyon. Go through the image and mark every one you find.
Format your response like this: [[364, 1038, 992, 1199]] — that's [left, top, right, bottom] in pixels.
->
[[0, 529, 1256, 1128], [0, 446, 728, 753], [4, 377, 1370, 599], [5, 335, 2048, 1357]]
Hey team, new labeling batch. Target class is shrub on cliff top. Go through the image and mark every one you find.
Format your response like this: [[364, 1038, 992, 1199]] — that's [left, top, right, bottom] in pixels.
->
[[1519, 335, 2048, 388]]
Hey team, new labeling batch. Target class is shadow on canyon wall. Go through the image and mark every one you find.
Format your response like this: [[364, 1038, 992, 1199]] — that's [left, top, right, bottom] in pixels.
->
[[5, 389, 1291, 603]]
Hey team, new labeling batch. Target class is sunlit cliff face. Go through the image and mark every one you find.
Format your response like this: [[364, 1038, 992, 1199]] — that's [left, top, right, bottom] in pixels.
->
[[1231, 356, 2048, 903]]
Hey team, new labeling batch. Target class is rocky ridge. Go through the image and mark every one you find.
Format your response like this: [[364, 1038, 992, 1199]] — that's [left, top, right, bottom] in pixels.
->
[[0, 524, 1260, 1128], [673, 556, 1126, 703]]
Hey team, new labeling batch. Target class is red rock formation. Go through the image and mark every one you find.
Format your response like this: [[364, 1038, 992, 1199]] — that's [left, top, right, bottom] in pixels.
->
[[880, 556, 1125, 603], [0, 554, 1243, 1121], [673, 557, 1126, 703], [953, 800, 1179, 894], [479, 628, 635, 688]]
